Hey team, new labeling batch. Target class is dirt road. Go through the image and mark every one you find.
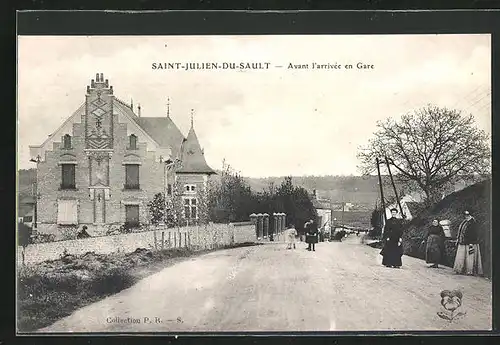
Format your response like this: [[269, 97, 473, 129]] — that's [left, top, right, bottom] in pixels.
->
[[39, 236, 492, 332]]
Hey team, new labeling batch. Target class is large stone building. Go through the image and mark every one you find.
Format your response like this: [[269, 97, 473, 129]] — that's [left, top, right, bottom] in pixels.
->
[[29, 73, 215, 237]]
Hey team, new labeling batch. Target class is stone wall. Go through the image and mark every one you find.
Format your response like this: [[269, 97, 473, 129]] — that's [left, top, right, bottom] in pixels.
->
[[18, 223, 257, 266]]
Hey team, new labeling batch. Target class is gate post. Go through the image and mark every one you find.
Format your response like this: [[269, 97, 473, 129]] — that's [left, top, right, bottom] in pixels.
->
[[263, 213, 269, 239], [250, 213, 258, 240], [256, 213, 264, 240]]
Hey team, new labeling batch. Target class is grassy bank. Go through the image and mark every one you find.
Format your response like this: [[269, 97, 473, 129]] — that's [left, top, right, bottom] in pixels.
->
[[17, 242, 261, 332]]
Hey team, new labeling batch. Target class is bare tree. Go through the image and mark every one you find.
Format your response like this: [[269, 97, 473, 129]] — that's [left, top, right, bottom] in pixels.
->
[[357, 105, 490, 205]]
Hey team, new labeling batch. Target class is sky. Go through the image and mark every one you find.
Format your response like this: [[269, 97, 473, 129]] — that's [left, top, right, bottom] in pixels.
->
[[17, 35, 491, 177]]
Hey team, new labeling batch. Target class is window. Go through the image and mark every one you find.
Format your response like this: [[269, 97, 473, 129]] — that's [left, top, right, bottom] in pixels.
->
[[61, 164, 76, 189], [125, 204, 140, 227], [184, 184, 196, 194], [128, 134, 138, 150], [62, 134, 72, 149], [125, 164, 140, 189], [57, 199, 78, 225], [167, 183, 172, 196], [184, 198, 197, 219]]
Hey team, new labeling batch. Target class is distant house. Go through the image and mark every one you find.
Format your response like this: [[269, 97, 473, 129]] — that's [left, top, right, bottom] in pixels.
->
[[384, 194, 425, 221], [311, 190, 332, 233]]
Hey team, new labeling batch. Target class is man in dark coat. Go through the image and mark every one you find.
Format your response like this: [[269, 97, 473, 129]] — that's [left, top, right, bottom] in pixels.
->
[[381, 208, 404, 268], [306, 219, 319, 251]]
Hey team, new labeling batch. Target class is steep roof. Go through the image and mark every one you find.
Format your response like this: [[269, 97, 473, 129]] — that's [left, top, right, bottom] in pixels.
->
[[132, 117, 185, 158], [176, 126, 215, 175]]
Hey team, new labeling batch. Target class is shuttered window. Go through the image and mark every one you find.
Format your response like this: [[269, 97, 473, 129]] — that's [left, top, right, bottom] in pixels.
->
[[57, 199, 78, 224], [125, 205, 140, 226], [61, 164, 76, 189], [125, 164, 140, 189]]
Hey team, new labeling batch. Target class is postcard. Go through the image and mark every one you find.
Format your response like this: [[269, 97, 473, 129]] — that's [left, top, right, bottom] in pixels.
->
[[17, 33, 492, 333]]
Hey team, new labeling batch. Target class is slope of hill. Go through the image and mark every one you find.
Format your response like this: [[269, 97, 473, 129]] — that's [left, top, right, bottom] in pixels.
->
[[243, 175, 406, 205], [402, 179, 491, 278]]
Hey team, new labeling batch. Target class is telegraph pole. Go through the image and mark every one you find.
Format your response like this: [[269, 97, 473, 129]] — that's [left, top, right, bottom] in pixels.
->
[[376, 158, 387, 226], [32, 182, 37, 231], [385, 156, 405, 218]]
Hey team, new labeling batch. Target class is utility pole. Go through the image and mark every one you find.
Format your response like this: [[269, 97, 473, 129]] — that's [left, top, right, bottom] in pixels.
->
[[376, 158, 387, 227], [32, 182, 38, 231], [385, 156, 405, 218]]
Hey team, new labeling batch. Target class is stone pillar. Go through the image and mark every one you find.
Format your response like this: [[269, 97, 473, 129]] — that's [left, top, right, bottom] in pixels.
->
[[273, 213, 278, 238], [282, 213, 286, 232], [256, 213, 264, 239], [250, 213, 257, 239], [263, 213, 269, 239], [277, 213, 283, 233], [250, 213, 258, 239]]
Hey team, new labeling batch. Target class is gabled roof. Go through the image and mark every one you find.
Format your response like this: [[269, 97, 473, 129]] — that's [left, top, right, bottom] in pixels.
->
[[132, 117, 185, 158], [176, 126, 215, 175]]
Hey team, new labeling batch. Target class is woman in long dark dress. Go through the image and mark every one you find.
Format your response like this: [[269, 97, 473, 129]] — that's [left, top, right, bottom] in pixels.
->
[[422, 219, 446, 268], [306, 219, 319, 251], [381, 208, 404, 268]]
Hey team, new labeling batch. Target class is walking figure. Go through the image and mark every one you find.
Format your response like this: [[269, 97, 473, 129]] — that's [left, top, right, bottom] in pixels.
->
[[453, 210, 483, 276], [306, 219, 319, 251], [285, 223, 297, 250], [380, 208, 404, 268], [422, 219, 446, 268]]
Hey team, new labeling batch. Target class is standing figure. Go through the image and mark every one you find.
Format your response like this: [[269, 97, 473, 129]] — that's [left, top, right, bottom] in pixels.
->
[[422, 219, 446, 268], [453, 210, 483, 276], [285, 223, 297, 250], [380, 208, 404, 268], [306, 219, 319, 251]]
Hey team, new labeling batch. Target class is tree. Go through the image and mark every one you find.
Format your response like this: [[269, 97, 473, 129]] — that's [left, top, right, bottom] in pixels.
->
[[148, 193, 166, 225], [275, 176, 317, 233], [208, 160, 256, 223], [357, 105, 491, 206]]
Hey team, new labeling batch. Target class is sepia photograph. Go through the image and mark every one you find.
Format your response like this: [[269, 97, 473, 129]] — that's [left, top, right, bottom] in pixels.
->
[[16, 34, 492, 333]]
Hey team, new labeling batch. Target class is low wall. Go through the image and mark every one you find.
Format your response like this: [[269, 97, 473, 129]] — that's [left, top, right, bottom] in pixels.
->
[[17, 223, 257, 266]]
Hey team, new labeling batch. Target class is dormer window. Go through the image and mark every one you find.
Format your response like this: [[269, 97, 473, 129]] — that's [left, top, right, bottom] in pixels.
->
[[63, 134, 72, 149], [128, 134, 138, 150], [185, 184, 196, 194]]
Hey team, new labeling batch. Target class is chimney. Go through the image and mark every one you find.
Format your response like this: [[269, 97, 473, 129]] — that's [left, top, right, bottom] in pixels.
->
[[138, 104, 141, 117]]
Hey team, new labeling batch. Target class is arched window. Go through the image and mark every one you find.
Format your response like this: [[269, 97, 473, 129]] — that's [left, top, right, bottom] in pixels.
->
[[129, 134, 138, 150], [63, 134, 72, 149]]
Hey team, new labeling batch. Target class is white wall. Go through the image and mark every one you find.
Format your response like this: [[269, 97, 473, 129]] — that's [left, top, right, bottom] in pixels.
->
[[18, 223, 256, 266]]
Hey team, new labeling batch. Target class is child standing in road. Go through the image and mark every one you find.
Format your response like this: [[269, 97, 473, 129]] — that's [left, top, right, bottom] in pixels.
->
[[285, 224, 297, 250]]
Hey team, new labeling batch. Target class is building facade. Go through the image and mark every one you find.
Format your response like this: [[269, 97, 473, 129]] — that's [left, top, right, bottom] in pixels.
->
[[29, 73, 215, 237]]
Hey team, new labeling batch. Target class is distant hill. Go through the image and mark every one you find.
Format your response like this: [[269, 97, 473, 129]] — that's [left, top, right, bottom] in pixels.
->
[[242, 175, 405, 206]]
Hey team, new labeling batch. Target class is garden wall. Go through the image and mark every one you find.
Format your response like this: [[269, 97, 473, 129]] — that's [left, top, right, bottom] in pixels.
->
[[18, 223, 256, 266]]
